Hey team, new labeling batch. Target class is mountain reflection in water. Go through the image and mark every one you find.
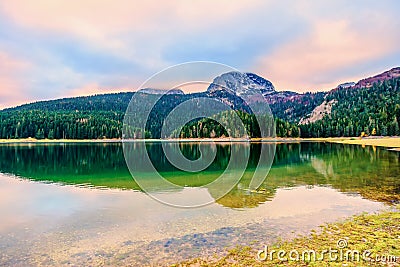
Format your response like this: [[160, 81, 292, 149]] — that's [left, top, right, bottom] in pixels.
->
[[0, 142, 398, 208]]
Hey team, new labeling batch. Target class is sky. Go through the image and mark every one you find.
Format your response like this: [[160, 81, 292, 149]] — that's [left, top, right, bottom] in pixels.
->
[[0, 0, 399, 109]]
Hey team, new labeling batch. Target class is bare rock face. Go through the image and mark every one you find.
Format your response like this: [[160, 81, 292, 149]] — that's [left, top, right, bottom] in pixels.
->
[[299, 100, 337, 125], [207, 71, 275, 96]]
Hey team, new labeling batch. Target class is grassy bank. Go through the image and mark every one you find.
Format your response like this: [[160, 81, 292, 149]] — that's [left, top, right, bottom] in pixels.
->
[[175, 207, 400, 266]]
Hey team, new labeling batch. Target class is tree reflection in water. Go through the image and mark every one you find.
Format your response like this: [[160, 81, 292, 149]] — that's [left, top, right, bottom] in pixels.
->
[[0, 142, 398, 208]]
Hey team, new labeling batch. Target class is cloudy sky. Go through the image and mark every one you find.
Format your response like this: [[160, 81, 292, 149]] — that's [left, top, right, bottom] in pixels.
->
[[0, 0, 399, 108]]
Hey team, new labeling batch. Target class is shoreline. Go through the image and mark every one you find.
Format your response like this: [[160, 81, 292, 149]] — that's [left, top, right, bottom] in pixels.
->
[[0, 136, 399, 148], [327, 136, 400, 151], [0, 138, 122, 144]]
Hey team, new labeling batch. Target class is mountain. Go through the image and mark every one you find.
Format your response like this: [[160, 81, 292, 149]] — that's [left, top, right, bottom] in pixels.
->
[[354, 67, 400, 88], [299, 71, 400, 137], [333, 67, 400, 90], [301, 67, 400, 127], [245, 73, 275, 94], [205, 71, 325, 122], [267, 91, 325, 123], [0, 67, 399, 139], [207, 71, 275, 96]]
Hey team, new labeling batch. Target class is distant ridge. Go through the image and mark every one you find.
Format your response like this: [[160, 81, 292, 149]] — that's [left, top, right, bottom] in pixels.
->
[[138, 88, 184, 95], [354, 67, 400, 88], [0, 67, 399, 139]]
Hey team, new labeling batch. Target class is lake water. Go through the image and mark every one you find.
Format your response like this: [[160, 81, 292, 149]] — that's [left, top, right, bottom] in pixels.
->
[[0, 142, 398, 266]]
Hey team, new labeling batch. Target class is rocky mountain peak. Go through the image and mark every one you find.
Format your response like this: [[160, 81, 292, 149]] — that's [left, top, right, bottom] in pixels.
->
[[207, 71, 275, 96]]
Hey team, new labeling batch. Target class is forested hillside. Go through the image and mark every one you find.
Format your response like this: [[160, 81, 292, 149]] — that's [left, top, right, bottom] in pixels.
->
[[0, 90, 303, 139], [0, 93, 132, 139], [300, 78, 400, 137], [178, 111, 299, 138], [3, 92, 133, 113], [0, 72, 398, 139], [0, 110, 123, 139], [269, 92, 325, 123]]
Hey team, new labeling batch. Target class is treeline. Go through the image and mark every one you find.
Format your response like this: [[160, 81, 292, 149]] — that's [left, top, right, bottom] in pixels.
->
[[0, 109, 300, 139], [0, 110, 123, 139], [177, 110, 300, 138], [299, 78, 400, 137], [4, 92, 133, 113], [1, 77, 398, 139], [0, 92, 131, 139]]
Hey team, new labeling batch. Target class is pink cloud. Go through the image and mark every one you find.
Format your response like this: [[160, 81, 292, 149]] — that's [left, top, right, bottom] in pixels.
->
[[0, 0, 264, 63], [0, 52, 31, 108], [68, 83, 131, 98], [254, 19, 400, 91], [1, 0, 263, 33]]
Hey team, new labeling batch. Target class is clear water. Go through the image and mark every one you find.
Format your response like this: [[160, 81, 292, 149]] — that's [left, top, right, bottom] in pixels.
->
[[0, 142, 398, 265]]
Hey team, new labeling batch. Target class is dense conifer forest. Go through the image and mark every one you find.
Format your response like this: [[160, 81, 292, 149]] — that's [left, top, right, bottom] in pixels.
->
[[0, 78, 398, 139], [300, 78, 400, 137]]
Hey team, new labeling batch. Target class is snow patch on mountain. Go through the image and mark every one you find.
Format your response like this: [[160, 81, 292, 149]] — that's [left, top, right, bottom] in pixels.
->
[[207, 71, 275, 96], [138, 88, 184, 95]]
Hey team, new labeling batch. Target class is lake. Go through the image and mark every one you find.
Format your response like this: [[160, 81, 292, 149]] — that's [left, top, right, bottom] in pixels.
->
[[0, 142, 398, 265]]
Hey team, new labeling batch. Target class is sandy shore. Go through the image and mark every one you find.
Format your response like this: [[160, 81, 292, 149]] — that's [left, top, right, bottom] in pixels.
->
[[327, 136, 400, 151], [0, 137, 399, 151]]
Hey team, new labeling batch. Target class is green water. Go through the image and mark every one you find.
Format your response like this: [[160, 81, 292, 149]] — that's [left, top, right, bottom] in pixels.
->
[[0, 142, 398, 208], [0, 141, 399, 266]]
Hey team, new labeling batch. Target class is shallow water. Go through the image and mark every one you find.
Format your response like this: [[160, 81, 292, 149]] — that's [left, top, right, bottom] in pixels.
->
[[0, 142, 398, 265]]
